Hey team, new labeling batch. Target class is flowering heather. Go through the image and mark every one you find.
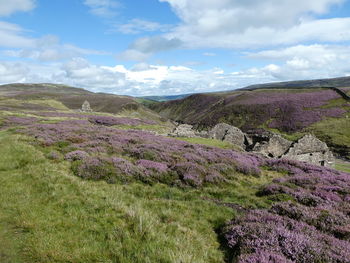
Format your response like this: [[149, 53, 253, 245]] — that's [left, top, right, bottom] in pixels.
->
[[64, 150, 88, 161], [136, 159, 168, 173], [16, 118, 262, 186], [29, 111, 157, 126], [225, 157, 350, 262], [154, 89, 349, 132], [4, 116, 39, 126], [225, 210, 350, 263], [238, 90, 349, 131], [30, 111, 88, 118], [88, 115, 156, 126]]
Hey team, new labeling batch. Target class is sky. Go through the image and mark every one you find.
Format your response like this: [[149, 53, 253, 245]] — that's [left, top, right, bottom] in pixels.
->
[[0, 0, 350, 96]]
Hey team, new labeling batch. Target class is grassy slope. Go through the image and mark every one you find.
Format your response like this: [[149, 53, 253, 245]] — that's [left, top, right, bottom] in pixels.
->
[[0, 83, 141, 115], [0, 98, 281, 262]]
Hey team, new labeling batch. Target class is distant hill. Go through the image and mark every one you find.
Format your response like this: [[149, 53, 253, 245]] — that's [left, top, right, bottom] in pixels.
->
[[241, 76, 350, 90], [0, 83, 139, 114], [140, 94, 193, 102]]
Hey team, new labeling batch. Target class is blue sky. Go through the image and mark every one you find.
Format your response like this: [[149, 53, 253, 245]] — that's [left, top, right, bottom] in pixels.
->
[[0, 0, 350, 96]]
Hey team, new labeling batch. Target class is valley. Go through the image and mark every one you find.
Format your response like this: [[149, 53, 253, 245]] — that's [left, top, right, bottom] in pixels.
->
[[0, 82, 349, 262]]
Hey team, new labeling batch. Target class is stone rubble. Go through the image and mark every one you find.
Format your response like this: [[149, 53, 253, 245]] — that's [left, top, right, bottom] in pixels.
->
[[170, 122, 335, 167]]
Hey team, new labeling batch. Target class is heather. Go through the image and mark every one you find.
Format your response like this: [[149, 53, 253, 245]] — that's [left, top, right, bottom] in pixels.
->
[[153, 88, 348, 132], [14, 117, 262, 187], [224, 158, 350, 262]]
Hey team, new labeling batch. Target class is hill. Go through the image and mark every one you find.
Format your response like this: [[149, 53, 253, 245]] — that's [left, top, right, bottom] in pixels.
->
[[151, 86, 350, 160], [0, 83, 140, 114], [241, 76, 350, 90], [140, 93, 193, 102]]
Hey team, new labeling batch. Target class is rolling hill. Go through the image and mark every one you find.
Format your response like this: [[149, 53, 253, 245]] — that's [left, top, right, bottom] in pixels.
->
[[0, 83, 139, 114], [240, 76, 350, 90], [151, 82, 350, 159]]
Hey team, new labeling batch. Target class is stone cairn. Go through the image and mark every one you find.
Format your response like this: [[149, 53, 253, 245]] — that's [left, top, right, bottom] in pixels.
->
[[81, 100, 92, 112]]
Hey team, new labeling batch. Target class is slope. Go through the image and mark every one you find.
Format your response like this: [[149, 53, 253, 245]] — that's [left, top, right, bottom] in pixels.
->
[[151, 86, 350, 159]]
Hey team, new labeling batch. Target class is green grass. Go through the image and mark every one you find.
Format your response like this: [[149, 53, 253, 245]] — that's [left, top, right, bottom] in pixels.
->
[[174, 137, 243, 151], [116, 124, 173, 134], [306, 117, 350, 158], [0, 131, 280, 263], [335, 161, 350, 173], [26, 99, 70, 110]]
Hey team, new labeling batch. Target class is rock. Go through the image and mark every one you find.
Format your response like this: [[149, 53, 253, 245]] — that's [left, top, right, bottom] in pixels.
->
[[209, 123, 233, 140], [195, 130, 209, 138], [170, 124, 197, 138], [252, 134, 292, 158], [209, 123, 246, 149], [283, 134, 334, 167], [81, 100, 92, 112]]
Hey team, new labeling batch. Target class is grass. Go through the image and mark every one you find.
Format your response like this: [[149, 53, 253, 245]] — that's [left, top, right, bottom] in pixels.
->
[[0, 131, 279, 263], [26, 99, 70, 110], [306, 117, 350, 158], [335, 160, 350, 173], [116, 124, 173, 134], [174, 137, 243, 151]]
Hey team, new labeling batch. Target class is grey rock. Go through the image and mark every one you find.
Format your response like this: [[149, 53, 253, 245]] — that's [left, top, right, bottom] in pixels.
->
[[283, 134, 334, 167], [252, 134, 292, 158], [209, 123, 246, 149], [170, 124, 197, 138], [209, 123, 233, 140]]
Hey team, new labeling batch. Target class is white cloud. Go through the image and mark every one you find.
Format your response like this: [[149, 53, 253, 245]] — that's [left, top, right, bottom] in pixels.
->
[[0, 21, 35, 48], [3, 43, 350, 96], [203, 52, 216, 57], [130, 36, 182, 53], [3, 34, 108, 61], [84, 0, 120, 18], [118, 36, 182, 61], [0, 0, 35, 16], [159, 0, 348, 48], [0, 61, 29, 82], [244, 44, 350, 80], [114, 19, 171, 34], [117, 49, 151, 61]]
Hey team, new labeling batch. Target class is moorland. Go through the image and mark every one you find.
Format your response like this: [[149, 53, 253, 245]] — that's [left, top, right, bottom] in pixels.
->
[[0, 80, 349, 263]]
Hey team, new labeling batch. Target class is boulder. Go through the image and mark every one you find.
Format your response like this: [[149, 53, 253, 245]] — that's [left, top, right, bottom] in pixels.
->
[[170, 124, 197, 138], [252, 134, 292, 158], [209, 123, 246, 149], [209, 123, 233, 141], [283, 134, 334, 167]]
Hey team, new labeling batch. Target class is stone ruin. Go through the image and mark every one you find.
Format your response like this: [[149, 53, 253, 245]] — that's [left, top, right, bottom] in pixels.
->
[[169, 122, 335, 167], [246, 130, 334, 167], [283, 134, 334, 167], [81, 100, 92, 112]]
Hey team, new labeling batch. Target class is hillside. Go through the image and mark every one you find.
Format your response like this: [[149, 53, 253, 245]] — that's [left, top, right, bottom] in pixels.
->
[[241, 76, 350, 90], [0, 83, 140, 114], [140, 93, 193, 102], [151, 86, 350, 159]]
